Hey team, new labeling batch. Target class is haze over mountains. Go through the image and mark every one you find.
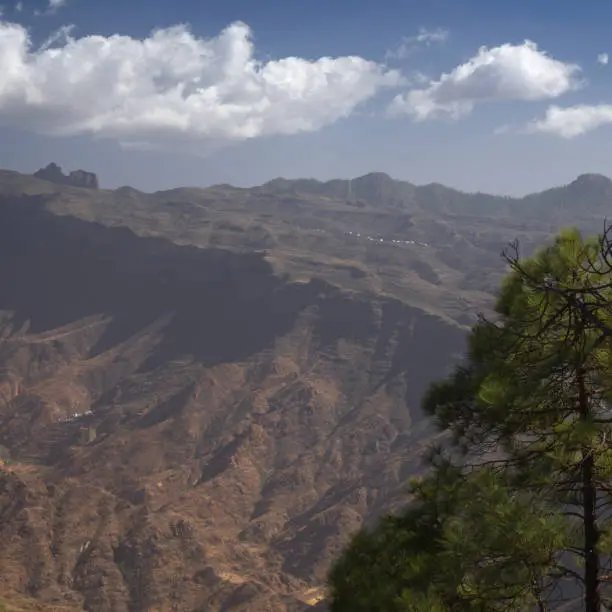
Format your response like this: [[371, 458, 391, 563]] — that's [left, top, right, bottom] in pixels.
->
[[0, 165, 611, 611]]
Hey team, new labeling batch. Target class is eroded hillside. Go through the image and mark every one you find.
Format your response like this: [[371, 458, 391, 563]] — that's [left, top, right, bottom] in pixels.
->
[[0, 191, 464, 611], [0, 169, 610, 611]]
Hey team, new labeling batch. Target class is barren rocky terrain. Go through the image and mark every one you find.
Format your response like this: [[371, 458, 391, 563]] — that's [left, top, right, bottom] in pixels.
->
[[0, 167, 610, 611]]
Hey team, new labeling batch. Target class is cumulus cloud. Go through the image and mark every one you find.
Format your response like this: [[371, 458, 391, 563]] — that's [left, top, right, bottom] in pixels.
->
[[0, 19, 400, 150], [529, 104, 612, 138], [389, 40, 581, 120], [598, 52, 609, 66], [385, 26, 448, 61]]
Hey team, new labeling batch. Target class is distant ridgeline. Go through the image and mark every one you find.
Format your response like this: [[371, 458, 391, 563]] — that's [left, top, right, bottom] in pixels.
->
[[34, 162, 99, 190]]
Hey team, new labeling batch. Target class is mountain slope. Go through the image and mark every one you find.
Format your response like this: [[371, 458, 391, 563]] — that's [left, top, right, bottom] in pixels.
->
[[0, 192, 463, 611], [0, 167, 611, 610]]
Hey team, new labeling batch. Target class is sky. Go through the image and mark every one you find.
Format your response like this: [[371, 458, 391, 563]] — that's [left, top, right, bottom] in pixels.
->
[[0, 0, 611, 195]]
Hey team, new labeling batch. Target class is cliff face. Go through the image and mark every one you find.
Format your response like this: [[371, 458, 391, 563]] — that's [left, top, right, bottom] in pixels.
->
[[0, 195, 465, 611], [33, 163, 99, 189]]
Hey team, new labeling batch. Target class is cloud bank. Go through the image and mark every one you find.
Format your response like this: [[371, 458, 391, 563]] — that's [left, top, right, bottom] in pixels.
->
[[0, 19, 400, 150], [390, 40, 580, 120]]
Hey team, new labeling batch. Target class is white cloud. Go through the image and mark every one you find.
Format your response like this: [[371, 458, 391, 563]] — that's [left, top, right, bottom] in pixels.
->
[[389, 40, 581, 120], [385, 26, 448, 61], [0, 20, 400, 150], [38, 23, 74, 51], [415, 27, 449, 45], [48, 0, 66, 12], [529, 104, 612, 138], [14, 1, 22, 11], [34, 0, 66, 16], [598, 52, 609, 66]]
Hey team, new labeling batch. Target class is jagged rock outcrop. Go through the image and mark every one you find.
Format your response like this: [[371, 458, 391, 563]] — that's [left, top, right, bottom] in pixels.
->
[[68, 169, 99, 189], [33, 163, 99, 189]]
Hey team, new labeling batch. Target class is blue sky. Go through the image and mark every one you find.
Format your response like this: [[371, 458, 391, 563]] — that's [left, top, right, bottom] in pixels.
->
[[0, 0, 611, 194]]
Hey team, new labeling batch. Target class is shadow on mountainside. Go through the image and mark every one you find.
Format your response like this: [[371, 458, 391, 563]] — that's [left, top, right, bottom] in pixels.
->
[[0, 195, 322, 370]]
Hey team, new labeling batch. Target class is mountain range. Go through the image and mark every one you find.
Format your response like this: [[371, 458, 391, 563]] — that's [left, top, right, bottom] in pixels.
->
[[0, 166, 610, 611]]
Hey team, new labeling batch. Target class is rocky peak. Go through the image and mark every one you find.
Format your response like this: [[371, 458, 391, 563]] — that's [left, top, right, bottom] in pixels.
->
[[574, 172, 611, 182], [68, 169, 99, 189], [354, 171, 393, 184], [570, 173, 612, 191], [34, 163, 99, 190]]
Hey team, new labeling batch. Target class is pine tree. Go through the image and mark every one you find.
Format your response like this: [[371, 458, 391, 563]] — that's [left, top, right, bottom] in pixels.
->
[[425, 227, 612, 610], [329, 226, 612, 611], [328, 457, 564, 610]]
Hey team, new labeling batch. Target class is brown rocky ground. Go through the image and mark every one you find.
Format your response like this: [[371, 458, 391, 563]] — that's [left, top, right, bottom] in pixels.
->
[[0, 168, 608, 610]]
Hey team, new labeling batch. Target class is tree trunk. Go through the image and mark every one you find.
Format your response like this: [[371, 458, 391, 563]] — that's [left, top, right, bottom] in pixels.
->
[[533, 576, 549, 612], [578, 368, 601, 612], [583, 450, 600, 612]]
